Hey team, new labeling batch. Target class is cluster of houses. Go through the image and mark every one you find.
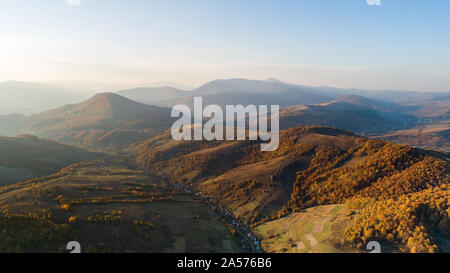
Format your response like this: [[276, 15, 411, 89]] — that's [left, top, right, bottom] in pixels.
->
[[231, 218, 263, 253], [203, 201, 263, 253]]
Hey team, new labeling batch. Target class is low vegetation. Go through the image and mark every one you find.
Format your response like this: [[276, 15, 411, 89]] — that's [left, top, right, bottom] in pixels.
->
[[133, 126, 449, 252], [0, 158, 238, 253], [0, 135, 104, 186]]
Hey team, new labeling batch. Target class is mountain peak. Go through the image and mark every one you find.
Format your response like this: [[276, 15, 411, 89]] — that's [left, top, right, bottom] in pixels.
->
[[90, 92, 122, 99], [84, 92, 141, 107], [266, 77, 284, 83], [335, 94, 368, 104], [334, 94, 403, 112], [20, 91, 172, 139]]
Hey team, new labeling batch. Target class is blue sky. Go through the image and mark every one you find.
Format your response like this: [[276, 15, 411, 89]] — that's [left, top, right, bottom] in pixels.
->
[[1, 0, 449, 91]]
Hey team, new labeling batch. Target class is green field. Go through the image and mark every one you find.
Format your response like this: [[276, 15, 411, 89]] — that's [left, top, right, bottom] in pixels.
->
[[254, 204, 352, 253]]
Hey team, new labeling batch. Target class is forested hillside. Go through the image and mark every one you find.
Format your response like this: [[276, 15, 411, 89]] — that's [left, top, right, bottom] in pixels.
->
[[0, 135, 104, 186], [132, 126, 449, 252]]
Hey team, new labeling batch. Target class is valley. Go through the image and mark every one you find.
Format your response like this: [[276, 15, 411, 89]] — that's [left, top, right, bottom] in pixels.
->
[[0, 158, 240, 253], [132, 126, 449, 252], [2, 0, 449, 257], [375, 122, 449, 152], [0, 135, 104, 186], [0, 78, 448, 253]]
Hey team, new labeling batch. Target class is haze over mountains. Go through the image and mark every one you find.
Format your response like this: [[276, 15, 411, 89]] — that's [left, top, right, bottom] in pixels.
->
[[0, 81, 90, 115], [47, 80, 194, 94], [0, 135, 103, 186], [0, 77, 448, 253], [1, 78, 447, 152], [118, 78, 335, 108], [278, 95, 418, 135], [116, 78, 449, 110], [117, 87, 191, 106], [116, 78, 450, 152], [0, 80, 192, 115], [1, 93, 173, 149], [116, 78, 449, 150]]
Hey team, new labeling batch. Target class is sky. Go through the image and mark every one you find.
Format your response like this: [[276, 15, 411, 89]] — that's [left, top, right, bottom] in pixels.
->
[[0, 0, 449, 91]]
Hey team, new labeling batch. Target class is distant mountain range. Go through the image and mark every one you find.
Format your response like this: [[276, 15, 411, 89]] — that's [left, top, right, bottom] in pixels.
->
[[278, 95, 418, 135], [2, 78, 448, 113], [115, 78, 448, 151], [22, 92, 172, 132], [0, 91, 419, 149], [0, 81, 90, 115], [1, 93, 173, 149], [117, 86, 192, 106], [46, 80, 194, 93], [0, 80, 194, 115], [0, 78, 448, 151], [118, 78, 335, 108], [0, 134, 104, 186], [0, 78, 448, 253], [116, 78, 449, 113]]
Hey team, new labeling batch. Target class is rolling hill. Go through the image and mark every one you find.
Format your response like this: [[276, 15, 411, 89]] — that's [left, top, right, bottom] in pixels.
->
[[47, 80, 193, 93], [0, 79, 447, 253], [0, 158, 238, 253], [117, 87, 191, 106], [0, 135, 104, 186], [131, 126, 449, 252], [2, 93, 174, 149], [141, 81, 194, 90], [114, 80, 448, 151], [355, 90, 450, 107], [194, 78, 332, 97], [374, 123, 450, 152], [118, 78, 335, 108], [22, 93, 172, 132], [0, 114, 25, 136], [116, 78, 449, 113], [1, 78, 443, 152], [371, 95, 449, 151], [278, 95, 417, 135]]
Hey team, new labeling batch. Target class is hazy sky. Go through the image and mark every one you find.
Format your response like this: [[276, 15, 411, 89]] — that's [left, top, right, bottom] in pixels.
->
[[1, 0, 449, 91]]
